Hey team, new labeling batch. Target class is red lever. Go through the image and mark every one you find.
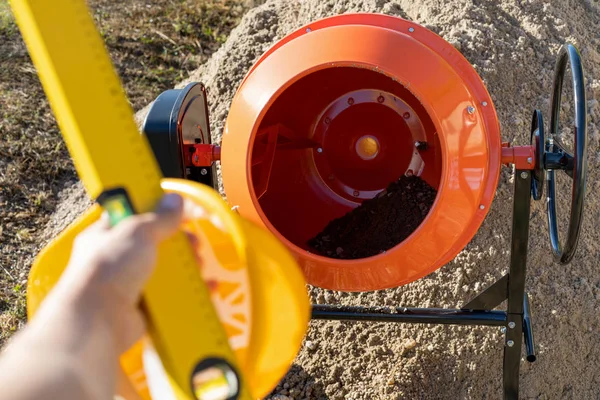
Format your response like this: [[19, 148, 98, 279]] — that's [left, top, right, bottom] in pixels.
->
[[184, 144, 221, 167]]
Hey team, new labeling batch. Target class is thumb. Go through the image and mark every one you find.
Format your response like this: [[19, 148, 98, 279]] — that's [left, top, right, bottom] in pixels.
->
[[144, 193, 184, 242]]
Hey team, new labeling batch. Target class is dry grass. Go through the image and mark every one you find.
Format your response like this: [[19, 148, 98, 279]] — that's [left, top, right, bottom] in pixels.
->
[[0, 0, 256, 345]]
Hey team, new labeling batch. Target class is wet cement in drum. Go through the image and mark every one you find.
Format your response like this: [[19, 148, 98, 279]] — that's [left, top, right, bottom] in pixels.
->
[[309, 175, 437, 259]]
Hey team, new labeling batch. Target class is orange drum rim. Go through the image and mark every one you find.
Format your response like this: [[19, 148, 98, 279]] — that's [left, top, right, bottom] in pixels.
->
[[223, 14, 501, 291]]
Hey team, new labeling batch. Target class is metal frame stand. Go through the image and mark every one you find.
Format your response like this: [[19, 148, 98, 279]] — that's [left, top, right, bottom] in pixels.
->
[[312, 169, 535, 400]]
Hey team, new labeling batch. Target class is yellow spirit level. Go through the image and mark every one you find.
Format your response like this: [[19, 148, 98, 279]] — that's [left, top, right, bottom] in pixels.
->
[[9, 0, 250, 398]]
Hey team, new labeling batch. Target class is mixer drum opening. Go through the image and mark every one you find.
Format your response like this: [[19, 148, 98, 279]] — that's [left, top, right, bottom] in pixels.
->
[[250, 66, 442, 257], [222, 13, 501, 290]]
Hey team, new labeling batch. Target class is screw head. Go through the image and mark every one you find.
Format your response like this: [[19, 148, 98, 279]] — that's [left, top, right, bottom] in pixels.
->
[[467, 105, 476, 114], [306, 27, 311, 33], [479, 204, 485, 210], [507, 340, 515, 347], [403, 112, 411, 119], [193, 155, 199, 163], [501, 327, 506, 334], [347, 97, 355, 105], [408, 27, 415, 32], [200, 168, 208, 176], [377, 95, 385, 103], [414, 141, 428, 150], [317, 147, 323, 153], [508, 321, 516, 329], [353, 190, 360, 197], [482, 101, 488, 107], [520, 171, 529, 179], [527, 157, 533, 164]]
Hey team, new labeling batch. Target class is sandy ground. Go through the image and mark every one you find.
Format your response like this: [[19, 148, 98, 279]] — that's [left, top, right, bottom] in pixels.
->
[[45, 0, 600, 399]]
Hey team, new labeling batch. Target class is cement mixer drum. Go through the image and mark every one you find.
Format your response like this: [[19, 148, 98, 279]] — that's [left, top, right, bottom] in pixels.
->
[[222, 14, 502, 291]]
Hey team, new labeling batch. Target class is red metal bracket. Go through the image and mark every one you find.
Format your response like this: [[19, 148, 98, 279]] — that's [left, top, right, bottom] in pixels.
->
[[501, 142, 535, 170], [184, 143, 221, 167]]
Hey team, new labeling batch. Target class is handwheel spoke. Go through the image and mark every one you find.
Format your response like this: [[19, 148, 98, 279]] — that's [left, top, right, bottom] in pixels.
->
[[544, 148, 574, 177], [563, 168, 574, 179], [552, 137, 575, 178], [552, 136, 572, 155]]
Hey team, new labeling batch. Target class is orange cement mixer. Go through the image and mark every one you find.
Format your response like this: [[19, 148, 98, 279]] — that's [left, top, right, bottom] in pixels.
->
[[141, 11, 588, 400], [145, 13, 587, 294], [221, 13, 501, 291]]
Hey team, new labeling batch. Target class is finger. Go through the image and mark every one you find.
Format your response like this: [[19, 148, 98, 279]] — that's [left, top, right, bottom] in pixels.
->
[[148, 193, 184, 241], [83, 211, 112, 234], [122, 193, 184, 243]]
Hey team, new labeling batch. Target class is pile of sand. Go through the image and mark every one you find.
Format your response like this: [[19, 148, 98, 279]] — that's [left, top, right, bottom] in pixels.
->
[[48, 0, 600, 398]]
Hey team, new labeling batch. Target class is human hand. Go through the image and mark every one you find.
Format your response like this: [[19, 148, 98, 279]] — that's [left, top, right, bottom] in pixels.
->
[[54, 192, 186, 352], [0, 192, 190, 400]]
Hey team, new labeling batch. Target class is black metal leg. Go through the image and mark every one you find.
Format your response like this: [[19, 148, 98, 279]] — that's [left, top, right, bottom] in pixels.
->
[[502, 169, 533, 400], [523, 293, 536, 362]]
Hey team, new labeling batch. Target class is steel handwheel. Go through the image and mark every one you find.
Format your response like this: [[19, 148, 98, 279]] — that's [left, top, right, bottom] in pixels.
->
[[546, 43, 588, 264]]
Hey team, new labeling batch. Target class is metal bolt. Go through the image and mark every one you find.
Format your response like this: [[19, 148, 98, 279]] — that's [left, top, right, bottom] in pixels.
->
[[306, 27, 311, 33], [317, 147, 323, 153], [467, 105, 476, 114], [527, 157, 533, 164], [501, 327, 506, 334], [408, 27, 415, 33], [377, 95, 385, 103], [479, 204, 485, 210], [507, 340, 515, 347], [482, 101, 488, 107], [348, 97, 355, 105], [403, 112, 411, 119], [508, 322, 516, 329], [324, 117, 331, 124], [520, 171, 529, 179], [200, 168, 208, 176], [353, 190, 360, 197], [414, 141, 428, 151]]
